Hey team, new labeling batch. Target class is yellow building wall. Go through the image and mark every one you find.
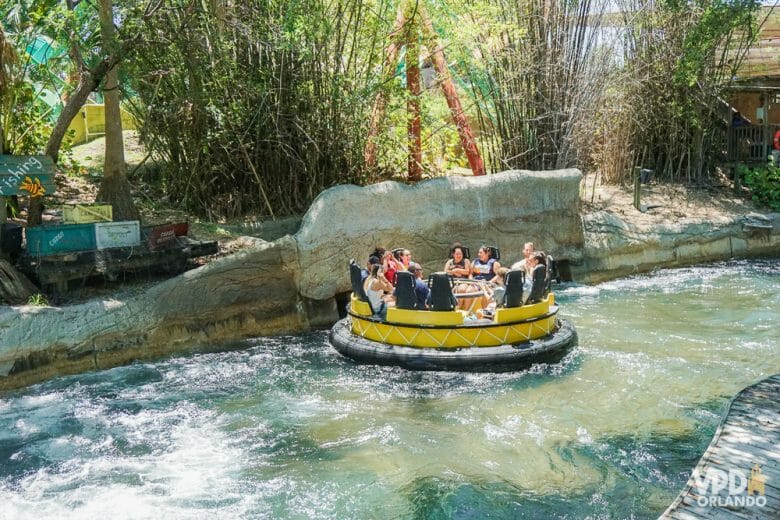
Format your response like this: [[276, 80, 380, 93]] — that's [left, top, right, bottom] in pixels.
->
[[66, 104, 138, 145]]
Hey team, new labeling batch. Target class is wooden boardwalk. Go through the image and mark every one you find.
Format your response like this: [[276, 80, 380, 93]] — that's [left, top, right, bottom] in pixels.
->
[[661, 374, 780, 519]]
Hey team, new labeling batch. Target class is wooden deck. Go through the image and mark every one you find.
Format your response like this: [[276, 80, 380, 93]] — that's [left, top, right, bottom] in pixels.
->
[[661, 374, 780, 519]]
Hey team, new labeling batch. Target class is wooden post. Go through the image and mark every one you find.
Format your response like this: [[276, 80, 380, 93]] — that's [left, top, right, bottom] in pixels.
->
[[419, 6, 486, 176], [633, 166, 641, 210], [406, 13, 422, 182], [762, 91, 770, 162], [0, 136, 4, 254]]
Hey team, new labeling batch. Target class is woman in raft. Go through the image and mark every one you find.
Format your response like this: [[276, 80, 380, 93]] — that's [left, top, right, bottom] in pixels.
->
[[363, 263, 395, 318], [444, 242, 481, 312], [470, 245, 502, 310]]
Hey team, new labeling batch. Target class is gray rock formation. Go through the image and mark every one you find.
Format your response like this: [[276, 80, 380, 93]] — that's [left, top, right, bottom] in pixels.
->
[[0, 236, 321, 388], [295, 169, 584, 299], [575, 211, 780, 283]]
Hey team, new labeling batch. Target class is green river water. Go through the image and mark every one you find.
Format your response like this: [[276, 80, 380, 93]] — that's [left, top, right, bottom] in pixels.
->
[[0, 259, 778, 519]]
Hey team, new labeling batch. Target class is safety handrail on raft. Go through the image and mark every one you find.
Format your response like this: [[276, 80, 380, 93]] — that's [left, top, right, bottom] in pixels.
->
[[348, 307, 559, 329]]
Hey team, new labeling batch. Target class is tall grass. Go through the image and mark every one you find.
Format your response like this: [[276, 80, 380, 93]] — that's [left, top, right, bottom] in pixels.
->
[[127, 0, 388, 219]]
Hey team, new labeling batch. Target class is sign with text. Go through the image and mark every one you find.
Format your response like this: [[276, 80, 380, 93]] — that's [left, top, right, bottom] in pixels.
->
[[0, 155, 56, 196]]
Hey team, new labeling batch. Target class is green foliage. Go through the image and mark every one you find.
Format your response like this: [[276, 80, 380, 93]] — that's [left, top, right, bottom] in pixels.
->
[[4, 0, 767, 221], [599, 0, 763, 183], [26, 293, 49, 306], [0, 27, 52, 155], [741, 159, 780, 211], [1, 1, 88, 156], [666, 0, 760, 88]]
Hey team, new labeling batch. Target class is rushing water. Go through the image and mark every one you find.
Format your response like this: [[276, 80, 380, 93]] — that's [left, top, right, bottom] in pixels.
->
[[1, 260, 778, 519]]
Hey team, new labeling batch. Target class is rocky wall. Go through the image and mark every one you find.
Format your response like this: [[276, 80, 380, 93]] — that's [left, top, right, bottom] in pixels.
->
[[295, 169, 584, 299], [574, 211, 780, 283]]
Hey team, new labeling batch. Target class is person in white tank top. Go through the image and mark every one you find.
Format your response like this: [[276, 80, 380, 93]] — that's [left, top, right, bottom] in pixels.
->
[[363, 264, 393, 317]]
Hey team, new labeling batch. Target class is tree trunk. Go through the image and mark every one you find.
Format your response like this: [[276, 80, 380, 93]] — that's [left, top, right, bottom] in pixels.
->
[[45, 73, 99, 164], [0, 258, 39, 305], [28, 72, 104, 227], [95, 0, 139, 223]]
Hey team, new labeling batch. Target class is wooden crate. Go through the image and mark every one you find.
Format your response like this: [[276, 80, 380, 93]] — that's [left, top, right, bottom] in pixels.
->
[[145, 223, 178, 251], [26, 223, 97, 256], [95, 221, 140, 250], [62, 204, 113, 224]]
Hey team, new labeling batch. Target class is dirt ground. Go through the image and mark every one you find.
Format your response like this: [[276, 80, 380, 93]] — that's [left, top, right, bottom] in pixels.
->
[[52, 132, 250, 245], [579, 169, 760, 223]]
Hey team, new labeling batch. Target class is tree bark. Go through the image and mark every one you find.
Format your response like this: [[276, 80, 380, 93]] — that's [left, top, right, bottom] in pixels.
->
[[28, 0, 140, 226], [0, 258, 39, 305], [95, 0, 139, 222]]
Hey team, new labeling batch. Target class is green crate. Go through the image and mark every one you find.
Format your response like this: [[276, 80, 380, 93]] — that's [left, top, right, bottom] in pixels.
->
[[26, 223, 96, 256], [62, 204, 113, 224]]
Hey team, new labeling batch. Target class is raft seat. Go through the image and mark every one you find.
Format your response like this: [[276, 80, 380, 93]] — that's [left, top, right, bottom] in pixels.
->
[[350, 294, 373, 317], [494, 293, 554, 324]]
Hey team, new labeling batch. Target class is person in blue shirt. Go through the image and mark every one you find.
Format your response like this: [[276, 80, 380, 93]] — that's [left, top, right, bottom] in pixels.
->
[[407, 262, 430, 310]]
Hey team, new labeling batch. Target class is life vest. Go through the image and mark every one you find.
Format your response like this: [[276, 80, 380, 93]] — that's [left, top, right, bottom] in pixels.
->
[[472, 258, 496, 281], [774, 129, 780, 151]]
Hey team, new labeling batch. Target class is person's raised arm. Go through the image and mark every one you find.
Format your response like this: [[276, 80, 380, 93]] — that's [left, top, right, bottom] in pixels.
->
[[463, 259, 473, 278], [488, 261, 502, 284]]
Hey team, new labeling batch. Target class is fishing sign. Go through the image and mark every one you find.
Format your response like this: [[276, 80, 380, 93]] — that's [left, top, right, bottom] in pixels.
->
[[0, 155, 56, 197]]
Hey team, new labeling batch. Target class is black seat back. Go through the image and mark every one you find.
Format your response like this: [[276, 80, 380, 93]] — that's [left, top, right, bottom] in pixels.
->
[[527, 264, 547, 304], [545, 255, 555, 293], [428, 272, 457, 311], [503, 269, 525, 308], [394, 271, 417, 310], [349, 260, 369, 302], [484, 245, 500, 260]]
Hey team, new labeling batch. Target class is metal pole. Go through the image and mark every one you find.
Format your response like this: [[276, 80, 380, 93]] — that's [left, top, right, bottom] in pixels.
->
[[763, 91, 770, 162]]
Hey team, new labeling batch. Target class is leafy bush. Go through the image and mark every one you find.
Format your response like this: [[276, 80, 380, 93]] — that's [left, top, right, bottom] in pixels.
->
[[741, 159, 780, 211], [27, 293, 49, 306]]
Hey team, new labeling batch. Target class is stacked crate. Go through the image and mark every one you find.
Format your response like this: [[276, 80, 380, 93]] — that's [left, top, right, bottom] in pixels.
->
[[26, 204, 141, 256]]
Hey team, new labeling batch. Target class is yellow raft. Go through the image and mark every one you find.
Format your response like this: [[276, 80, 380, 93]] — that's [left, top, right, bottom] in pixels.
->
[[329, 293, 577, 372]]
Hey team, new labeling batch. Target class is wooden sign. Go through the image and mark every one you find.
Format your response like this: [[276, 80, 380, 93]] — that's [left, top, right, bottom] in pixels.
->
[[0, 155, 57, 196], [147, 223, 178, 251]]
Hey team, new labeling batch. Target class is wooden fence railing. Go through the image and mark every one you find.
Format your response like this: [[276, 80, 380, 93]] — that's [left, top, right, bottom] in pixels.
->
[[725, 124, 780, 163]]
